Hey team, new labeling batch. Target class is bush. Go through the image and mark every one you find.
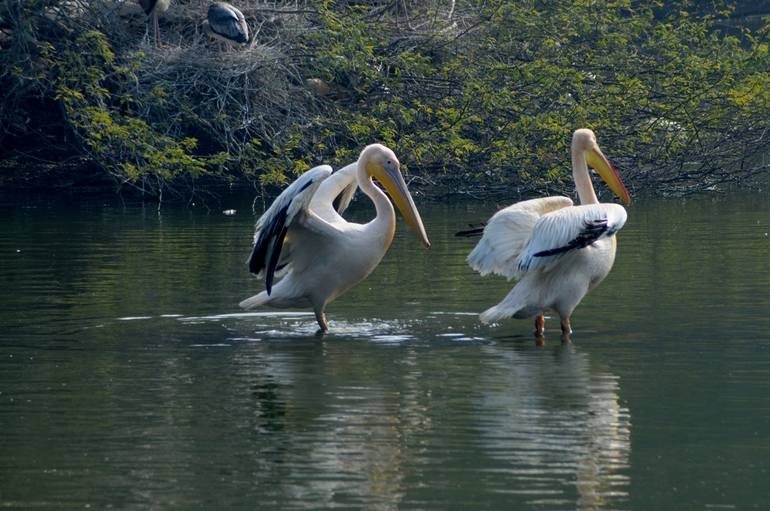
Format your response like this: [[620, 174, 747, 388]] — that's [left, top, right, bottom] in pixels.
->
[[1, 0, 768, 197]]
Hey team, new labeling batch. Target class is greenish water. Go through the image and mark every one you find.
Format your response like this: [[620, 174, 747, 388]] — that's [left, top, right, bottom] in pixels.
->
[[1, 192, 769, 509]]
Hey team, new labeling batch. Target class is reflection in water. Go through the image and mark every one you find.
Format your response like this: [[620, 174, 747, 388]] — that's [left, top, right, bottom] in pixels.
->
[[218, 310, 632, 510], [223, 326, 418, 509], [475, 345, 631, 508], [227, 315, 418, 508], [2, 194, 769, 510]]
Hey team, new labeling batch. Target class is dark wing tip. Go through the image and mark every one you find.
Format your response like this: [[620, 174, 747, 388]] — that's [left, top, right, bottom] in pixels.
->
[[247, 203, 290, 294], [264, 227, 288, 295], [246, 243, 261, 274], [246, 167, 328, 292], [533, 219, 609, 258]]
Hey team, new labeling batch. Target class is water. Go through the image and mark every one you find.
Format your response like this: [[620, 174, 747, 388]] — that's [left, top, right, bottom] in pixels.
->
[[1, 192, 769, 509]]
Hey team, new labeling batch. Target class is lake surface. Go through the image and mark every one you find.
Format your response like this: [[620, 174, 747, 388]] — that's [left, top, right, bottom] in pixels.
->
[[1, 190, 769, 509]]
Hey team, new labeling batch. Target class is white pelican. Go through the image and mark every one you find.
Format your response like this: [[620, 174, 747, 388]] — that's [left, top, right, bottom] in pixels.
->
[[240, 144, 430, 332], [203, 2, 249, 46], [461, 129, 631, 338]]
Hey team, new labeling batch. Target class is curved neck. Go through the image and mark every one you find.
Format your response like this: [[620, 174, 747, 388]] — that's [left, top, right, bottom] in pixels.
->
[[571, 146, 598, 205], [357, 162, 396, 226]]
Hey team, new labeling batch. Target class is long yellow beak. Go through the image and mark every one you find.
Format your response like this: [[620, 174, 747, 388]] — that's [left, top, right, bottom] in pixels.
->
[[585, 145, 632, 206], [379, 166, 431, 248]]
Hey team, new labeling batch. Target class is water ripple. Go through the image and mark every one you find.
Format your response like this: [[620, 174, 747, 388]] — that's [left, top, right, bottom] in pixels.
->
[[2, 196, 770, 510]]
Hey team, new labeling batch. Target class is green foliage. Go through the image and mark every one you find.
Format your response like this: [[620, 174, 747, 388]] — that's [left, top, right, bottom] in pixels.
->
[[1, 0, 769, 195], [49, 30, 226, 192], [277, 0, 770, 193]]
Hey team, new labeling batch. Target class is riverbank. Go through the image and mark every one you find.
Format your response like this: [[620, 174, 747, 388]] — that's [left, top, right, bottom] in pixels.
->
[[0, 157, 533, 204]]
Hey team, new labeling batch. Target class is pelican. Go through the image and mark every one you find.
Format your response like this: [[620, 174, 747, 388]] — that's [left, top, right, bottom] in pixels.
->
[[203, 2, 249, 46], [459, 129, 631, 338], [240, 144, 430, 332], [137, 0, 170, 48]]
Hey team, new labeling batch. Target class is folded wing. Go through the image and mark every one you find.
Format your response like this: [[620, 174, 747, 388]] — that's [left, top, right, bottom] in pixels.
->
[[516, 203, 628, 274], [467, 196, 573, 279], [208, 2, 249, 43]]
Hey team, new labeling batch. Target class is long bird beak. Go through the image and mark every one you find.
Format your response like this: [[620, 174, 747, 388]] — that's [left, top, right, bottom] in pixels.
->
[[377, 164, 431, 248], [585, 144, 632, 206]]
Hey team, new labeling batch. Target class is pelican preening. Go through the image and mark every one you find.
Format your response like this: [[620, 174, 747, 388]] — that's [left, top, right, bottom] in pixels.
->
[[203, 2, 249, 46], [459, 129, 631, 338], [137, 0, 170, 48], [240, 144, 430, 333]]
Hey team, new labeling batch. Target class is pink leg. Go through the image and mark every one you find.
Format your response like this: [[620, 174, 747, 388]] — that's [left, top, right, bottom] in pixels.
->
[[534, 314, 545, 337], [314, 308, 329, 333]]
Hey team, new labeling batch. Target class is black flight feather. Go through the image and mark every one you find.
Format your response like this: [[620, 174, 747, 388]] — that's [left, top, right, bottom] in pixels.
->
[[138, 0, 157, 15], [247, 204, 285, 273], [533, 218, 609, 258], [264, 225, 288, 294], [246, 176, 318, 294]]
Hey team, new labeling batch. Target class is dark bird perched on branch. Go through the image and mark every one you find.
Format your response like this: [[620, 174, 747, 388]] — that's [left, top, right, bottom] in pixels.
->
[[137, 0, 170, 48], [203, 2, 249, 47]]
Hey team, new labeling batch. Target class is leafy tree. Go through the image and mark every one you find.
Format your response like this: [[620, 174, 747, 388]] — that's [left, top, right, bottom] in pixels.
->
[[1, 0, 768, 196]]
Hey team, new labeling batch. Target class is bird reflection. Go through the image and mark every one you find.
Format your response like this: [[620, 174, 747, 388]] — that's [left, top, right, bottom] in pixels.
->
[[228, 335, 423, 508], [535, 331, 572, 346], [476, 342, 631, 509], [225, 316, 631, 509]]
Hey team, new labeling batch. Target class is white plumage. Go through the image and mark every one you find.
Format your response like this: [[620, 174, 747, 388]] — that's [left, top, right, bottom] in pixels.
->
[[240, 144, 430, 333], [244, 164, 332, 288], [468, 196, 573, 279], [515, 203, 628, 274], [464, 129, 632, 338], [309, 162, 358, 224]]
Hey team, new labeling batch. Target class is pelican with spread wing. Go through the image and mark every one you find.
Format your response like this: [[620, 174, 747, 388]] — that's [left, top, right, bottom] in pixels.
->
[[459, 129, 631, 338], [240, 144, 430, 332]]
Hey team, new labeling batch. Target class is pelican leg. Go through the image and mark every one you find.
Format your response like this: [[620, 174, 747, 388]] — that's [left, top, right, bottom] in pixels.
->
[[534, 314, 545, 337], [314, 308, 329, 333], [560, 317, 572, 343]]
